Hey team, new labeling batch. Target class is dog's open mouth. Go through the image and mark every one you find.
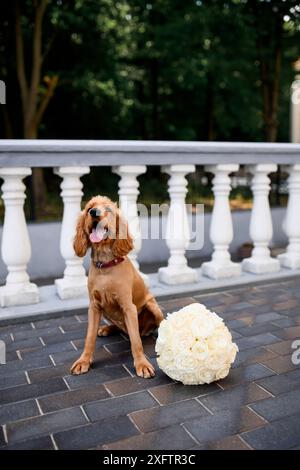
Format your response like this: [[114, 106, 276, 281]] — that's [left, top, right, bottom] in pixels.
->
[[89, 221, 108, 243]]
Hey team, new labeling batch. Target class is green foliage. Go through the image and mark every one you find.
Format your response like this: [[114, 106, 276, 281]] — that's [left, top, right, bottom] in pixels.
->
[[1, 0, 300, 217]]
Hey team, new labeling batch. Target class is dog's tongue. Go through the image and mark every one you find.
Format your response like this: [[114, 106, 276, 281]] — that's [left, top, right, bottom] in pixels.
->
[[89, 227, 106, 243]]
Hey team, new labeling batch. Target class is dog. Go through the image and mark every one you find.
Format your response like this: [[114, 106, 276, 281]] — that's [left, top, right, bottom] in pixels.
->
[[70, 195, 164, 378]]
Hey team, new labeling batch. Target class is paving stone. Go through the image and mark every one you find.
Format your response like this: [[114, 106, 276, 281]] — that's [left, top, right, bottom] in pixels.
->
[[159, 297, 197, 313], [149, 382, 220, 405], [250, 388, 300, 422], [0, 371, 27, 390], [19, 341, 75, 359], [49, 349, 84, 365], [5, 351, 20, 362], [1, 355, 52, 374], [260, 355, 298, 374], [242, 412, 300, 450], [6, 407, 87, 444], [0, 331, 13, 343], [130, 399, 208, 433], [0, 400, 40, 425], [207, 435, 250, 450], [33, 316, 79, 329], [199, 383, 271, 413], [3, 435, 54, 450], [13, 326, 62, 341], [54, 415, 138, 450], [233, 346, 278, 368], [64, 365, 129, 390], [272, 299, 298, 311], [0, 377, 68, 405], [217, 363, 275, 390], [84, 390, 157, 422], [272, 326, 300, 340], [0, 322, 34, 334], [236, 333, 280, 351], [39, 384, 110, 413], [102, 425, 196, 450], [265, 339, 295, 356], [271, 317, 298, 328], [184, 407, 265, 443], [193, 294, 225, 308], [235, 323, 280, 338], [40, 330, 86, 345], [27, 364, 70, 383], [73, 333, 124, 349], [51, 346, 111, 366], [105, 374, 172, 397], [256, 369, 300, 395], [6, 337, 42, 353]]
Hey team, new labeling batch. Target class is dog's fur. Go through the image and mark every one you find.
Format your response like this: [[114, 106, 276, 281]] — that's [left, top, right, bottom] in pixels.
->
[[71, 195, 164, 378]]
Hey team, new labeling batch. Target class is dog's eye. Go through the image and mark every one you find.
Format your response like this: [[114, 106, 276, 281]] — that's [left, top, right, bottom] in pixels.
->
[[105, 207, 113, 213]]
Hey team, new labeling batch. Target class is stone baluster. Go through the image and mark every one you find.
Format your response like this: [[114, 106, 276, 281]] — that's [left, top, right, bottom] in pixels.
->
[[242, 164, 280, 274], [113, 165, 147, 276], [202, 164, 241, 279], [158, 164, 198, 285], [54, 166, 90, 299], [0, 167, 39, 307], [278, 165, 300, 269]]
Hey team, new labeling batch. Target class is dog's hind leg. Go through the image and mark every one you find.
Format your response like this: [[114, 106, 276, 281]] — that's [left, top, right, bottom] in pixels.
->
[[98, 324, 119, 337], [139, 297, 164, 336]]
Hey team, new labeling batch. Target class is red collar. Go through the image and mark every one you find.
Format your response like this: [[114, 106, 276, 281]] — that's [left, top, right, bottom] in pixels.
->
[[93, 257, 124, 269]]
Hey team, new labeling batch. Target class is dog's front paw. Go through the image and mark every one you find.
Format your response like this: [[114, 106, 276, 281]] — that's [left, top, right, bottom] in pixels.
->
[[135, 357, 155, 379], [70, 356, 91, 375]]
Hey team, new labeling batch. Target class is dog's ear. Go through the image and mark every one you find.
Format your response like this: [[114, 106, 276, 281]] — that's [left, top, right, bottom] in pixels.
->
[[73, 210, 89, 257], [112, 211, 134, 257]]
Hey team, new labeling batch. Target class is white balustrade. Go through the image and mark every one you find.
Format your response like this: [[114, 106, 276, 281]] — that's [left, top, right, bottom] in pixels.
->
[[202, 164, 241, 279], [242, 164, 280, 274], [113, 165, 147, 278], [1, 141, 300, 311], [54, 166, 90, 299], [0, 167, 39, 307], [158, 164, 198, 285], [278, 165, 300, 269]]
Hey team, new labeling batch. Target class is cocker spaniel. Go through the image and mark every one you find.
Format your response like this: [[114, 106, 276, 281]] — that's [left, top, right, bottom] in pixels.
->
[[70, 195, 164, 378]]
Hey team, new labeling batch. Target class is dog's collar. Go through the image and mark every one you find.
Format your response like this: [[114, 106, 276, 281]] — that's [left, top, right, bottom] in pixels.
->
[[93, 257, 124, 269]]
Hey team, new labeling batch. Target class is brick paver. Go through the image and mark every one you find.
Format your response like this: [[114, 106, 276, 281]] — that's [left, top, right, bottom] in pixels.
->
[[0, 278, 300, 450]]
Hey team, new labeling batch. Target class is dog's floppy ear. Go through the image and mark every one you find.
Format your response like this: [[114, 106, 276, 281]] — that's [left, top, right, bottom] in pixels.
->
[[73, 210, 89, 257], [112, 210, 134, 257]]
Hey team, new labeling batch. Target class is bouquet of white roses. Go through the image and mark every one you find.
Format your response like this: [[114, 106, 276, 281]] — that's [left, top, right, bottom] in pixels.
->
[[155, 303, 238, 385]]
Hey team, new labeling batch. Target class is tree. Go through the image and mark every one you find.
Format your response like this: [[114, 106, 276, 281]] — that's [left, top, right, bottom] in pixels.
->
[[14, 0, 59, 213], [247, 0, 300, 142]]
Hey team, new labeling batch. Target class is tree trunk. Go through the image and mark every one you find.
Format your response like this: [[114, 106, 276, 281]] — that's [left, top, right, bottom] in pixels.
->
[[24, 124, 47, 217]]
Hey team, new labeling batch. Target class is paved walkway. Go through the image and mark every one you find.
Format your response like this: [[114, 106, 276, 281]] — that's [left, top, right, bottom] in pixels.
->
[[0, 278, 300, 450]]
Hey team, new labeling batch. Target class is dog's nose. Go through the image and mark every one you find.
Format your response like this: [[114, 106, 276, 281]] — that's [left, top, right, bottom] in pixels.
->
[[89, 208, 101, 218]]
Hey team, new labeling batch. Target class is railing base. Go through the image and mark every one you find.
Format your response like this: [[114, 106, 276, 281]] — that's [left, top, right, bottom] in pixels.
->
[[0, 282, 39, 308], [242, 257, 280, 274], [278, 253, 300, 270], [55, 277, 88, 300], [201, 260, 241, 280], [158, 265, 198, 285]]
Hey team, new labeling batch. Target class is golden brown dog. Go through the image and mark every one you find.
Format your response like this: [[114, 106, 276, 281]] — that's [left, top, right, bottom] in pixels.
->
[[70, 195, 164, 378]]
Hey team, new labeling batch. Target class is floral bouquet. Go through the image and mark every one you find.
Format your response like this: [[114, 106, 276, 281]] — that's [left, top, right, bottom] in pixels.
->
[[155, 303, 238, 385]]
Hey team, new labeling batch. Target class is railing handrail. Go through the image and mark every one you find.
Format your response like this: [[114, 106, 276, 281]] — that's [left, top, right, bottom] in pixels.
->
[[1, 140, 300, 167]]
